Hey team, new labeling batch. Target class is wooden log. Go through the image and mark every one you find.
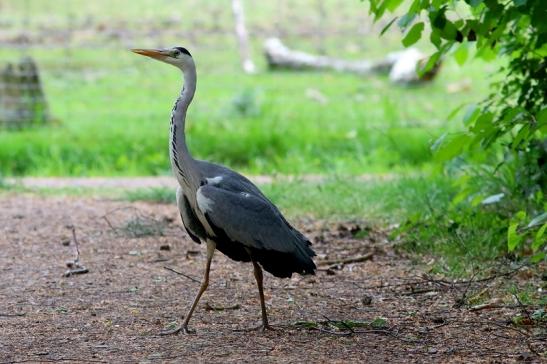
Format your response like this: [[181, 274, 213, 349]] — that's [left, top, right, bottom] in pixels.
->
[[263, 37, 440, 84]]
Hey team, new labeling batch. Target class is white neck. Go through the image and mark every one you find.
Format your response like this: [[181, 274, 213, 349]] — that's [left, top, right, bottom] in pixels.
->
[[169, 63, 199, 188]]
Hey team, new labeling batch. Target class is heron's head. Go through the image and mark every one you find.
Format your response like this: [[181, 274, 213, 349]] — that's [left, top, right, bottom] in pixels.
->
[[131, 46, 193, 71]]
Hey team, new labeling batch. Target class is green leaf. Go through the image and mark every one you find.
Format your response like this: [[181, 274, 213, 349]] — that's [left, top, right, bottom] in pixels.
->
[[440, 19, 459, 41], [418, 50, 441, 75], [512, 124, 530, 150], [432, 132, 472, 161], [476, 44, 496, 60], [537, 43, 547, 57], [528, 212, 547, 229], [532, 223, 546, 251], [462, 104, 480, 126], [454, 43, 468, 65], [397, 12, 416, 30], [402, 22, 424, 47], [430, 28, 442, 48], [371, 317, 388, 328], [468, 0, 483, 7], [516, 211, 527, 220], [431, 0, 445, 8], [513, 0, 527, 7], [446, 104, 465, 121], [507, 221, 522, 251], [537, 107, 547, 124], [385, 0, 405, 11], [508, 211, 527, 251], [531, 252, 546, 263], [371, 0, 388, 21], [381, 17, 399, 36]]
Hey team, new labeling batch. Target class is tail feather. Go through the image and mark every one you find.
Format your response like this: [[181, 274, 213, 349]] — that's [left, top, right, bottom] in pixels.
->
[[252, 244, 316, 278]]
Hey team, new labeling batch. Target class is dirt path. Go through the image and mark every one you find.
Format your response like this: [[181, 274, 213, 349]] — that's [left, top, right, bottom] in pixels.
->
[[6, 174, 396, 190], [0, 194, 543, 363]]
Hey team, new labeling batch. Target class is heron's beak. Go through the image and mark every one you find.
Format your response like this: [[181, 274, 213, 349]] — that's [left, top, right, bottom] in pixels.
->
[[131, 48, 169, 60]]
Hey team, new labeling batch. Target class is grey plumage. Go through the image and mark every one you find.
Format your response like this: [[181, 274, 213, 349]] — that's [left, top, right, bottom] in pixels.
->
[[132, 46, 315, 334], [177, 160, 315, 277]]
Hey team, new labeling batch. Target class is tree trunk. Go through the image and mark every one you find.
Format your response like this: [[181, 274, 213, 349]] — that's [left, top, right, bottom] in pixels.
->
[[231, 0, 256, 74], [0, 57, 50, 128]]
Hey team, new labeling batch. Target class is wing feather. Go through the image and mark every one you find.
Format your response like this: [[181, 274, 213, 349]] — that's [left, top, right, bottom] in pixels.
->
[[196, 184, 314, 258]]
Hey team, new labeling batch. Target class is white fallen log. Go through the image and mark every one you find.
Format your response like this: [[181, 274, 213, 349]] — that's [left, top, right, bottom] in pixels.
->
[[263, 38, 440, 84]]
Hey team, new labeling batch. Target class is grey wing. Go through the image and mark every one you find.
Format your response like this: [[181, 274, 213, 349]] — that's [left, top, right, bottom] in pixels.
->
[[176, 186, 206, 244], [196, 160, 265, 194], [196, 184, 316, 277], [197, 160, 306, 237]]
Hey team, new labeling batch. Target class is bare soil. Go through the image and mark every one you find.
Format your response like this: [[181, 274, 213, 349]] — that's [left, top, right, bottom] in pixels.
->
[[0, 194, 544, 363]]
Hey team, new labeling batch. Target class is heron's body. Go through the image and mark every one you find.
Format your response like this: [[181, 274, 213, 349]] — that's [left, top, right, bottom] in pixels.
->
[[132, 46, 315, 334], [177, 160, 315, 278]]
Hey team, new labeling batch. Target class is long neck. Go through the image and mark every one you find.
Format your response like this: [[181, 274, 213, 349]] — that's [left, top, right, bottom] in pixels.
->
[[170, 65, 198, 187]]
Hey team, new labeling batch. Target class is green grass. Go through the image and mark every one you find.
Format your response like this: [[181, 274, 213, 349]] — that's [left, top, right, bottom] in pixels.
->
[[117, 175, 517, 276], [0, 1, 494, 176], [0, 1, 524, 276], [119, 175, 453, 220], [0, 171, 530, 277], [124, 187, 176, 204]]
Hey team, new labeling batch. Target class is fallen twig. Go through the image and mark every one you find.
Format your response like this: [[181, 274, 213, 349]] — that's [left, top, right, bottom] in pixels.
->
[[0, 312, 25, 317], [64, 226, 89, 277], [70, 225, 80, 263], [315, 327, 353, 336], [402, 288, 439, 296], [163, 266, 201, 284], [469, 303, 504, 312], [319, 252, 373, 268]]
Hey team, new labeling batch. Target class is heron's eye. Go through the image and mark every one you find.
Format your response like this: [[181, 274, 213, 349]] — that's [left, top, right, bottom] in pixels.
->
[[173, 50, 181, 57]]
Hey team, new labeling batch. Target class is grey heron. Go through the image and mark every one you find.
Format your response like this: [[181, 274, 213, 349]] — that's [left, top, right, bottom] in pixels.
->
[[131, 47, 316, 334]]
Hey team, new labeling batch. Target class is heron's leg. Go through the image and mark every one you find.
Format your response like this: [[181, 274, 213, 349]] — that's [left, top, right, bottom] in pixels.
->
[[251, 259, 274, 331], [161, 240, 216, 335]]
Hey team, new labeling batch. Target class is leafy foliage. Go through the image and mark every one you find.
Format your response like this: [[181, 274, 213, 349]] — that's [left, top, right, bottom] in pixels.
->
[[369, 0, 546, 259]]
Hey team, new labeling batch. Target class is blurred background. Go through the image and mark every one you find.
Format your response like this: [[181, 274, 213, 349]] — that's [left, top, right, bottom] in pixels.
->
[[0, 0, 492, 177], [0, 3, 545, 348]]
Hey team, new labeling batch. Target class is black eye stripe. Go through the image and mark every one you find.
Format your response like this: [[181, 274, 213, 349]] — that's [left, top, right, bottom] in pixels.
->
[[174, 47, 191, 57]]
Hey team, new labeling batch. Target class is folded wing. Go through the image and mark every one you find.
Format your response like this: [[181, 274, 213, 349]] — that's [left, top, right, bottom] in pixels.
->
[[196, 184, 316, 278]]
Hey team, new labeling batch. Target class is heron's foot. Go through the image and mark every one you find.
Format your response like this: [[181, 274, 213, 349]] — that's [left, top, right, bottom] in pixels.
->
[[160, 324, 195, 335], [234, 323, 276, 332]]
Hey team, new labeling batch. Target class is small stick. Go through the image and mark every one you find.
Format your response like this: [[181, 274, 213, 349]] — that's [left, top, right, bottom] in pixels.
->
[[469, 303, 503, 312], [0, 312, 25, 317], [163, 266, 201, 284], [63, 267, 89, 277], [319, 252, 373, 267], [102, 215, 115, 230], [315, 327, 353, 336], [402, 288, 438, 296], [63, 225, 89, 277], [320, 314, 355, 334], [70, 225, 80, 263]]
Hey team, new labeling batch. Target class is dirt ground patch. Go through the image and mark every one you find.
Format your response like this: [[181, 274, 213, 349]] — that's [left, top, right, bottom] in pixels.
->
[[0, 194, 544, 363]]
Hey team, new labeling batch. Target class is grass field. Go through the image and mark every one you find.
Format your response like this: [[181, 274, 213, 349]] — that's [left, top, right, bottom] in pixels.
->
[[0, 1, 524, 276], [0, 0, 494, 176]]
